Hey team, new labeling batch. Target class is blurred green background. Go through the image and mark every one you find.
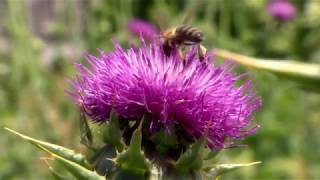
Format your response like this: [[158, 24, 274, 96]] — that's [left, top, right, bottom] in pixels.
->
[[1, 0, 320, 179]]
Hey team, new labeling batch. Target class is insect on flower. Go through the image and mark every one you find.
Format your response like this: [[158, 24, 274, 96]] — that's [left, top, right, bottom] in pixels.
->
[[160, 25, 207, 64], [158, 1, 208, 64], [69, 0, 261, 153], [69, 38, 262, 149]]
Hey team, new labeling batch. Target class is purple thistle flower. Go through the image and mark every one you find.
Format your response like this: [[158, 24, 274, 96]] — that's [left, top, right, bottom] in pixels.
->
[[267, 0, 296, 21], [127, 19, 158, 41], [68, 40, 262, 148]]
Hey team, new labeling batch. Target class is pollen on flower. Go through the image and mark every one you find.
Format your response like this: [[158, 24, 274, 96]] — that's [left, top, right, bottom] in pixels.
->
[[68, 39, 262, 149]]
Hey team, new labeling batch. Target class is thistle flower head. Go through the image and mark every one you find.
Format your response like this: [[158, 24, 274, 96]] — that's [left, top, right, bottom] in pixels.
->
[[127, 19, 158, 41], [69, 39, 261, 149], [267, 0, 296, 21]]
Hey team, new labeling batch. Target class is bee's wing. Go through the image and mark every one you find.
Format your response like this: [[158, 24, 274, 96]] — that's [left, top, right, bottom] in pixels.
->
[[182, 0, 205, 24], [183, 40, 199, 45], [182, 12, 193, 25], [153, 9, 170, 32]]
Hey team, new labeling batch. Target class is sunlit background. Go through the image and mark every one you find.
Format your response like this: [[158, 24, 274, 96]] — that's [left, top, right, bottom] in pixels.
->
[[1, 0, 320, 179]]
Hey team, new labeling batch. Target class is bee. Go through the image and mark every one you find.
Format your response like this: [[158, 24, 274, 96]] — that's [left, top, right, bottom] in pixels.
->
[[161, 25, 207, 64]]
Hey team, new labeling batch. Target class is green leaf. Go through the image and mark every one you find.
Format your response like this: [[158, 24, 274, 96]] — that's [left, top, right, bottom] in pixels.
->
[[79, 111, 93, 148], [128, 118, 143, 154], [175, 136, 206, 173], [214, 49, 320, 92], [206, 161, 261, 178], [49, 169, 69, 180], [42, 159, 70, 180], [203, 149, 220, 160], [5, 127, 92, 170], [52, 153, 104, 180], [116, 118, 151, 176], [201, 149, 221, 172], [103, 110, 125, 152]]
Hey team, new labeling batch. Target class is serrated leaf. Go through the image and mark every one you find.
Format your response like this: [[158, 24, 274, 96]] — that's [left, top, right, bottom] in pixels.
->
[[214, 49, 320, 92], [52, 153, 104, 180], [116, 118, 150, 176], [175, 136, 206, 173], [103, 110, 124, 152], [207, 161, 261, 178], [5, 127, 92, 170]]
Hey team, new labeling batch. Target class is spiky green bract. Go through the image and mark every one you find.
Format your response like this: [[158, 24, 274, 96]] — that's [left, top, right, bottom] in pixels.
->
[[175, 136, 206, 173], [5, 118, 262, 179], [203, 162, 262, 179], [79, 111, 93, 148], [5, 128, 104, 179], [5, 128, 92, 170], [103, 110, 124, 152], [203, 149, 220, 160], [116, 118, 151, 179], [52, 153, 104, 180]]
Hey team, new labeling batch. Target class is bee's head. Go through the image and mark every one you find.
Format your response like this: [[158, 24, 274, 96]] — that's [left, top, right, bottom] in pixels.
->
[[161, 27, 176, 39]]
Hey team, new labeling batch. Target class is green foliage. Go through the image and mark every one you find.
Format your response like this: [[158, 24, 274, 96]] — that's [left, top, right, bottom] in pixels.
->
[[1, 0, 320, 179], [215, 49, 320, 92], [79, 112, 94, 148], [5, 128, 92, 170], [5, 128, 103, 179], [103, 111, 125, 152], [116, 119, 151, 177], [175, 137, 206, 173], [6, 117, 260, 180], [53, 155, 103, 180], [203, 162, 261, 179]]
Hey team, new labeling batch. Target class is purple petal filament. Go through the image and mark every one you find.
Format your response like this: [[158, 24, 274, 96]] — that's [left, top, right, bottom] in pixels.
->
[[69, 40, 262, 148]]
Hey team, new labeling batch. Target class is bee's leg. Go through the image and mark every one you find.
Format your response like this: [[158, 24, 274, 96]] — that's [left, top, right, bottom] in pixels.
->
[[178, 48, 186, 65], [198, 44, 207, 62], [163, 40, 176, 57]]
